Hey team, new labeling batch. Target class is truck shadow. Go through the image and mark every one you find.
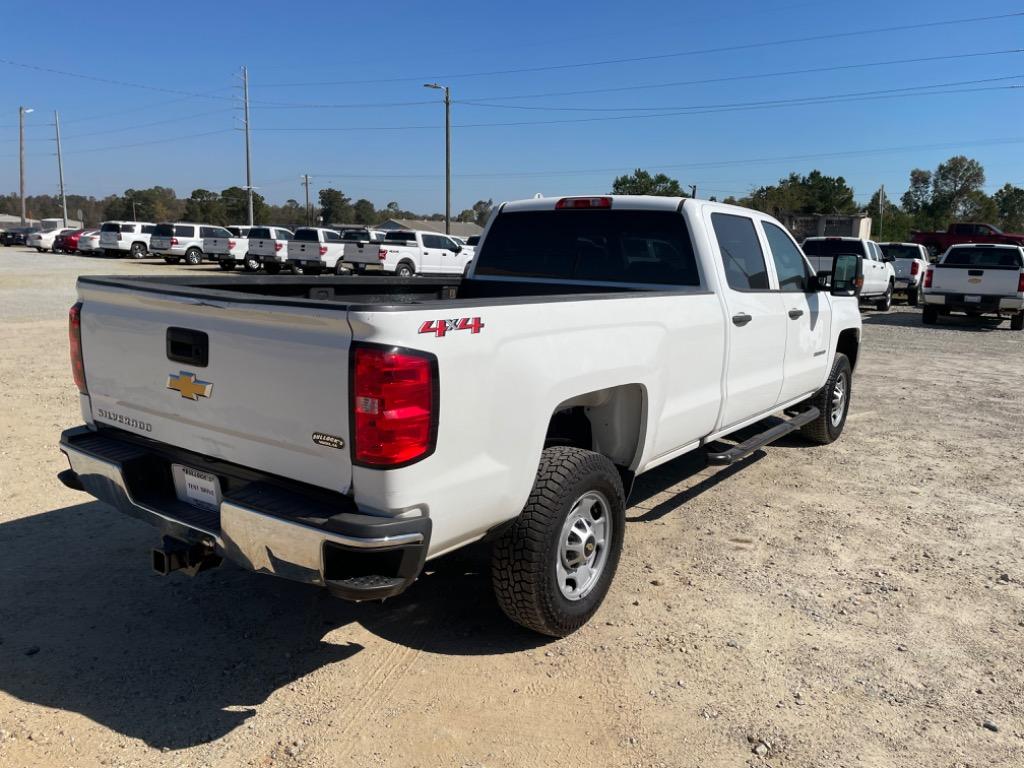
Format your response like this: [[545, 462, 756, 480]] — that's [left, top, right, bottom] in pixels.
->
[[861, 311, 1008, 332], [0, 501, 541, 749]]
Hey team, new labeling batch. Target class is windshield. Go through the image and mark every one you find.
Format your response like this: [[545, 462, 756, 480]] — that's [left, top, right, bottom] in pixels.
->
[[475, 209, 700, 286], [880, 244, 920, 260], [943, 247, 1023, 268], [802, 239, 867, 258]]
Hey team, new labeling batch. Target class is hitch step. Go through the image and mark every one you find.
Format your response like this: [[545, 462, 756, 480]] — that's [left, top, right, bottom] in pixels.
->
[[706, 407, 820, 466], [152, 536, 221, 576]]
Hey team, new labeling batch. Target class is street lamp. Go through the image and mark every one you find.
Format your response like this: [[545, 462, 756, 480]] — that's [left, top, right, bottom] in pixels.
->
[[19, 107, 34, 225], [423, 83, 451, 235]]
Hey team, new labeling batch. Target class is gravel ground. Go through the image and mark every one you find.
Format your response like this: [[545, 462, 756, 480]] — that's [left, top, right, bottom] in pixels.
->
[[1, 247, 1022, 768]]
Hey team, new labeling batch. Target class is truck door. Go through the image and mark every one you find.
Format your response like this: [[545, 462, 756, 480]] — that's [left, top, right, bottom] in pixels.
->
[[761, 221, 832, 402], [708, 212, 787, 428], [420, 234, 447, 273]]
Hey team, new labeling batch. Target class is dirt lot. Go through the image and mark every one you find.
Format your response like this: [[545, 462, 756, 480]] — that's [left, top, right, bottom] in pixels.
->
[[1, 247, 1022, 768]]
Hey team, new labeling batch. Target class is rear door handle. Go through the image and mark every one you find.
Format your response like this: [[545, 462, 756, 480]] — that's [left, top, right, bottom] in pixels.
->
[[732, 313, 753, 327], [788, 309, 805, 319]]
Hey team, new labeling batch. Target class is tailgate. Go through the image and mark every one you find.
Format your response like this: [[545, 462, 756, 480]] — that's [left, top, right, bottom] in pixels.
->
[[78, 281, 353, 493], [203, 237, 228, 255], [932, 266, 1021, 295], [344, 243, 378, 264]]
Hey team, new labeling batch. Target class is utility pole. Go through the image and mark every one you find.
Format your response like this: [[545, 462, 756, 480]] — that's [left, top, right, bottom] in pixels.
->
[[131, 198, 137, 221], [690, 184, 698, 199], [879, 184, 885, 239], [54, 110, 68, 227], [303, 174, 311, 225], [242, 66, 254, 226], [19, 106, 33, 224], [424, 83, 451, 234]]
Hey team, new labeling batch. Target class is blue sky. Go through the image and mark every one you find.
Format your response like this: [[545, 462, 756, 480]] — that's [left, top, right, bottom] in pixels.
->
[[1, 0, 1022, 213]]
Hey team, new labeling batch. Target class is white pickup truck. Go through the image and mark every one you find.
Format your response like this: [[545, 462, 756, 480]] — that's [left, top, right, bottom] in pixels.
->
[[802, 237, 895, 311], [922, 244, 1024, 329], [378, 230, 474, 276], [58, 196, 863, 636], [879, 242, 930, 305], [204, 225, 256, 272], [287, 227, 348, 275], [246, 226, 294, 274]]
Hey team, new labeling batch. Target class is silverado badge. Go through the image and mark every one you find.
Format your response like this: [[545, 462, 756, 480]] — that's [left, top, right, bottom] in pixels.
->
[[167, 371, 213, 400]]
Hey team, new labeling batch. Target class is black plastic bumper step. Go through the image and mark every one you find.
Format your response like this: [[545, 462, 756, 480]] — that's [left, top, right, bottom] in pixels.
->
[[706, 407, 820, 466]]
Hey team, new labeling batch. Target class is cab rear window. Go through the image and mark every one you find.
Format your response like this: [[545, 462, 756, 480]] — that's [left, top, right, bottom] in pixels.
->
[[474, 209, 700, 286], [293, 229, 320, 242], [943, 247, 1023, 267], [880, 245, 920, 260]]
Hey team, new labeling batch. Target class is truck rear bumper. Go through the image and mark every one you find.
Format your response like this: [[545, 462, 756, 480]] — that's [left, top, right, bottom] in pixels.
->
[[923, 293, 1023, 313], [58, 426, 430, 601]]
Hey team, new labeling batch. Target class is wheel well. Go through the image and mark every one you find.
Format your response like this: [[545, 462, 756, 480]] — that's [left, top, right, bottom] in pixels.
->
[[837, 328, 860, 370], [544, 384, 645, 484]]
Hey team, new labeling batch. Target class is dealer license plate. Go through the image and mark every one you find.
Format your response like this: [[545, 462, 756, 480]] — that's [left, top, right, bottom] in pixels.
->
[[171, 464, 222, 511], [965, 295, 981, 303]]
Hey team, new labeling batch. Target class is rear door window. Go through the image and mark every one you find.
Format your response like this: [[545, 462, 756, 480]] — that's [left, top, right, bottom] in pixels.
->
[[422, 234, 447, 249], [200, 226, 229, 238], [141, 225, 156, 234], [762, 222, 811, 292], [325, 230, 342, 242], [711, 213, 770, 291], [276, 228, 293, 240], [174, 225, 196, 238], [122, 224, 137, 234], [154, 224, 175, 237]]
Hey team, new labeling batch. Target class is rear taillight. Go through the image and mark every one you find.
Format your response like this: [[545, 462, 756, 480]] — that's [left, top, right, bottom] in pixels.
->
[[117, 233, 123, 242], [555, 196, 612, 210], [228, 239, 236, 250], [171, 237, 179, 246], [1018, 272, 1024, 293], [319, 245, 328, 256], [911, 261, 920, 276], [274, 242, 283, 252], [351, 344, 437, 468], [69, 302, 87, 394], [924, 268, 934, 289], [378, 248, 387, 261]]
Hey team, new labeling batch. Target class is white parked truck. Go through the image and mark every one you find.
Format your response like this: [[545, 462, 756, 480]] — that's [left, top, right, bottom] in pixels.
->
[[879, 242, 931, 305], [58, 195, 863, 637], [287, 227, 347, 275], [378, 230, 474, 276], [922, 243, 1024, 329], [204, 225, 256, 271], [246, 226, 294, 274], [802, 237, 895, 311]]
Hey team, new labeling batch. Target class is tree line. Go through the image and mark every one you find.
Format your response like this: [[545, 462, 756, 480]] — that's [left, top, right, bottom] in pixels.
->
[[612, 156, 1024, 240], [0, 187, 494, 229]]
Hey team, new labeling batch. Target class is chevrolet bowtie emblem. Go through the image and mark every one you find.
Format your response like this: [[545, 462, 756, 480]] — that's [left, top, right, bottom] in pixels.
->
[[166, 371, 213, 400]]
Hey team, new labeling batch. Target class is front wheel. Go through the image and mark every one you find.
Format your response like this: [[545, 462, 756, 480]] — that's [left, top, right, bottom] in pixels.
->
[[218, 260, 236, 270], [922, 306, 938, 325], [243, 256, 261, 272], [335, 261, 353, 275], [907, 284, 920, 306], [799, 353, 852, 446], [36, 248, 44, 253], [492, 446, 625, 637], [184, 248, 202, 266], [129, 242, 147, 259], [263, 262, 281, 275], [875, 283, 893, 312], [1011, 312, 1024, 331], [291, 264, 305, 275]]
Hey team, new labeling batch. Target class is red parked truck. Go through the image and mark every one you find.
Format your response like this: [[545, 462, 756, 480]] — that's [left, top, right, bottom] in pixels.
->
[[912, 223, 1024, 258]]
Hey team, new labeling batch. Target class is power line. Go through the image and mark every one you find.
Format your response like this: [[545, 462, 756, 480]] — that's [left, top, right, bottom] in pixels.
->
[[251, 82, 1022, 132], [253, 11, 1024, 86], [457, 49, 1023, 103]]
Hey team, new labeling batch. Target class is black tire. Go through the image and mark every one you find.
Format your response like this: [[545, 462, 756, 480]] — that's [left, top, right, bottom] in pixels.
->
[[907, 284, 919, 306], [799, 353, 852, 446], [243, 256, 261, 272], [305, 266, 322, 276], [36, 248, 44, 253], [875, 282, 893, 312], [263, 262, 281, 275], [218, 260, 236, 271], [129, 242, 147, 259], [922, 306, 938, 325], [492, 446, 625, 637], [1011, 313, 1024, 331], [291, 264, 305, 275], [164, 256, 181, 265], [395, 260, 415, 278], [184, 248, 202, 266], [335, 261, 353, 275]]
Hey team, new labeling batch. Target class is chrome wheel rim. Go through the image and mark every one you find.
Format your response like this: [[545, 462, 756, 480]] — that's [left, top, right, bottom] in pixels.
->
[[830, 371, 848, 427], [556, 490, 612, 601]]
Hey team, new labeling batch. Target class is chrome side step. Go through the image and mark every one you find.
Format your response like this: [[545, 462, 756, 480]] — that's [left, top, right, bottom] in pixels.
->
[[705, 407, 820, 466]]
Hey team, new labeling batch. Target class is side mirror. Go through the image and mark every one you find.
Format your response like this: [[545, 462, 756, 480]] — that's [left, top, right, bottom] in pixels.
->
[[829, 253, 863, 296], [453, 244, 463, 253]]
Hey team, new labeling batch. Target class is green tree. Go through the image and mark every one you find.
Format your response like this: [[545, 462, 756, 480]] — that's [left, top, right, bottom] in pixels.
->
[[742, 170, 856, 216], [993, 183, 1024, 232], [865, 188, 911, 242], [318, 187, 352, 225], [352, 198, 376, 225], [471, 199, 494, 225], [611, 169, 685, 196], [218, 186, 267, 225], [183, 189, 226, 224], [930, 155, 986, 220]]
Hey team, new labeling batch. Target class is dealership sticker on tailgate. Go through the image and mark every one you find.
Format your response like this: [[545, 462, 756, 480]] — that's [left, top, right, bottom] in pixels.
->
[[312, 432, 345, 450]]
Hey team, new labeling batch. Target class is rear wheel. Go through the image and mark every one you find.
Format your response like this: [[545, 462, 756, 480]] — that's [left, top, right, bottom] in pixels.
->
[[263, 262, 281, 275], [243, 256, 261, 272], [922, 306, 938, 325], [907, 284, 920, 306], [305, 266, 322, 276], [335, 261, 353, 275], [875, 282, 893, 312], [36, 248, 44, 253], [291, 264, 305, 275], [492, 446, 625, 637], [1011, 313, 1024, 331], [129, 242, 147, 259], [184, 248, 202, 266], [395, 260, 415, 278], [799, 353, 852, 445]]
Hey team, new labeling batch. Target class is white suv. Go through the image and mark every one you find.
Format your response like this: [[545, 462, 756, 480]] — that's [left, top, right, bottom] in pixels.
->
[[99, 221, 157, 258], [151, 223, 222, 265]]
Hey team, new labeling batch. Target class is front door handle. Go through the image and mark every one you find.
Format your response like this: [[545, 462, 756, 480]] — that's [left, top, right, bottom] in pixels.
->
[[788, 309, 805, 319], [732, 313, 753, 327]]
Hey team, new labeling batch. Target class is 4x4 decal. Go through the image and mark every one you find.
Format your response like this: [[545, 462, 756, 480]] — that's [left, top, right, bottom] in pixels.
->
[[418, 317, 485, 337]]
